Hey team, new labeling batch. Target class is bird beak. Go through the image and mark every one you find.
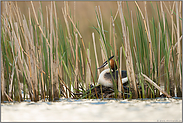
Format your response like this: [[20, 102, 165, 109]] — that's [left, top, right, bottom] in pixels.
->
[[97, 55, 114, 69]]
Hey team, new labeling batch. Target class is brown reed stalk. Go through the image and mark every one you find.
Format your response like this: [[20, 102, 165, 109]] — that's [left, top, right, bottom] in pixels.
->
[[92, 32, 100, 77], [29, 7, 39, 101], [112, 16, 124, 98], [4, 91, 13, 102], [98, 6, 106, 42], [67, 13, 98, 98], [96, 6, 107, 62], [118, 47, 122, 98], [3, 2, 33, 101], [144, 1, 153, 74], [23, 13, 36, 101], [179, 2, 182, 30], [145, 1, 154, 97], [86, 49, 91, 90], [14, 20, 33, 100], [118, 1, 138, 99], [131, 11, 137, 50], [8, 3, 16, 99], [31, 1, 50, 47], [80, 47, 85, 84], [51, 2, 59, 100], [39, 49, 45, 101], [54, 2, 59, 98], [162, 3, 171, 93], [62, 2, 75, 59], [18, 17, 36, 101], [49, 2, 54, 101], [45, 6, 50, 97], [136, 1, 153, 74], [112, 16, 117, 57], [38, 2, 45, 101], [58, 66, 68, 98], [166, 1, 176, 96], [75, 33, 79, 93], [1, 52, 6, 102], [12, 48, 22, 102], [141, 72, 172, 98], [176, 1, 182, 92], [58, 75, 75, 98], [8, 57, 15, 98]]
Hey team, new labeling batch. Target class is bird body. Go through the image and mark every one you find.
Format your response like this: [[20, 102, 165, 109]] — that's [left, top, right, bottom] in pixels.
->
[[98, 56, 128, 87]]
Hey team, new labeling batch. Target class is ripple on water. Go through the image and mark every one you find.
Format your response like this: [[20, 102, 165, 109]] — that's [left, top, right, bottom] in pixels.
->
[[119, 101, 130, 104], [151, 101, 170, 104], [90, 102, 108, 105]]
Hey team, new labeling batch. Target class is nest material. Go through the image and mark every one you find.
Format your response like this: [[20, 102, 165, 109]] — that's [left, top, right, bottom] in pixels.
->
[[74, 83, 133, 99]]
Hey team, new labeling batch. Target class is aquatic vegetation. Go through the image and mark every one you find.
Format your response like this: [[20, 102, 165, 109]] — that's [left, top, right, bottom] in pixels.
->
[[1, 1, 182, 102]]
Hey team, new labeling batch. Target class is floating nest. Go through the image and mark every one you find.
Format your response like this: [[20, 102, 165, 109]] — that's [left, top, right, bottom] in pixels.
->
[[73, 83, 140, 99], [73, 82, 165, 99]]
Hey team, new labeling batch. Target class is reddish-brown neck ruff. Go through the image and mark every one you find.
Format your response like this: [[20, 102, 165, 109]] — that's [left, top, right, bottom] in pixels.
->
[[109, 59, 117, 71]]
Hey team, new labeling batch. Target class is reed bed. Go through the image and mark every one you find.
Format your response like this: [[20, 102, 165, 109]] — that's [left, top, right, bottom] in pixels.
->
[[1, 1, 182, 102]]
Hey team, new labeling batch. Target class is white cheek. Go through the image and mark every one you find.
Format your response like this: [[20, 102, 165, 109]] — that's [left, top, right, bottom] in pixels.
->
[[104, 64, 109, 69]]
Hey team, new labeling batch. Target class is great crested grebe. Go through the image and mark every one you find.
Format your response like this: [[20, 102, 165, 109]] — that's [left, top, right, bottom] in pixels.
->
[[97, 55, 128, 87]]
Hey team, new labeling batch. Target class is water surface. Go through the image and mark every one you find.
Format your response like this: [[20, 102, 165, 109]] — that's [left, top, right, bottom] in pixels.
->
[[1, 98, 182, 122]]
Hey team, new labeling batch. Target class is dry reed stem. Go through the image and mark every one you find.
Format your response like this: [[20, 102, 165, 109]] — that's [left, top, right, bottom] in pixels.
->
[[58, 75, 75, 98], [38, 3, 45, 101], [112, 16, 117, 57], [14, 22, 33, 100], [118, 1, 138, 99], [176, 1, 182, 90], [118, 47, 122, 98], [98, 6, 106, 42], [179, 2, 182, 31], [144, 1, 153, 74], [13, 7, 29, 58], [7, 5, 18, 98], [53, 61, 59, 100], [18, 16, 36, 100], [30, 1, 50, 48], [112, 16, 124, 98], [165, 2, 175, 95], [58, 67, 68, 98], [4, 91, 13, 102], [160, 2, 166, 31], [159, 35, 182, 70], [62, 2, 75, 59], [13, 49, 22, 101], [46, 6, 49, 38], [29, 7, 39, 101], [136, 1, 153, 73], [39, 51, 45, 101], [141, 73, 172, 98], [80, 48, 85, 83], [54, 2, 59, 97], [50, 2, 54, 100], [75, 33, 79, 93], [67, 12, 98, 98], [3, 2, 33, 100], [23, 20, 35, 101], [92, 32, 100, 77], [131, 11, 136, 49], [96, 6, 107, 62], [1, 52, 6, 101], [8, 57, 15, 98], [157, 23, 161, 97], [86, 49, 91, 90]]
